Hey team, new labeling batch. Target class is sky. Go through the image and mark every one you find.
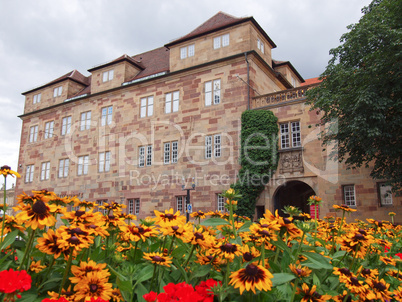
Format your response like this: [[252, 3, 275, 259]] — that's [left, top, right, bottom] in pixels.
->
[[0, 0, 372, 188]]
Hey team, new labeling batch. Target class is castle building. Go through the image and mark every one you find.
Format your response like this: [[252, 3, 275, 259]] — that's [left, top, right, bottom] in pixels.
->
[[15, 12, 400, 223]]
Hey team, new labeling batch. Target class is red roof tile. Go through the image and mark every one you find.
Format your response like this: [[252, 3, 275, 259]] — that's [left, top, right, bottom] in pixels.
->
[[300, 77, 322, 86]]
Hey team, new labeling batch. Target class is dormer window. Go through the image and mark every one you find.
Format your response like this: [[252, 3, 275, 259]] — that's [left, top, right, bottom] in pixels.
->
[[214, 34, 230, 49], [33, 93, 41, 104], [102, 70, 114, 82], [180, 44, 195, 59], [53, 86, 62, 97], [257, 38, 264, 53]]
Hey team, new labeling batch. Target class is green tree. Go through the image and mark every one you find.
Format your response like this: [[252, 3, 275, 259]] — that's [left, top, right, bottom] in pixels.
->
[[307, 0, 402, 191]]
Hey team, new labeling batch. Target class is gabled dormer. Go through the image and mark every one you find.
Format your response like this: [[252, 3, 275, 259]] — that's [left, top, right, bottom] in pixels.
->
[[22, 70, 89, 114], [88, 54, 143, 94], [165, 12, 276, 72], [273, 60, 305, 88]]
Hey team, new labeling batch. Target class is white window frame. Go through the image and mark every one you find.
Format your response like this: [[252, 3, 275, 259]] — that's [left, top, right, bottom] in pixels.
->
[[140, 96, 154, 118], [101, 106, 113, 126], [378, 183, 393, 206], [176, 196, 187, 213], [165, 91, 180, 114], [205, 79, 221, 106], [146, 145, 152, 166], [44, 121, 54, 139], [80, 111, 91, 131], [33, 93, 41, 104], [58, 158, 69, 178], [214, 34, 229, 49], [29, 125, 38, 142], [135, 199, 140, 215], [343, 185, 357, 207], [61, 116, 71, 136], [257, 38, 264, 53], [217, 195, 225, 212], [164, 141, 178, 164], [102, 70, 114, 82], [25, 165, 34, 183], [40, 162, 50, 181], [180, 44, 195, 59], [53, 86, 62, 97], [99, 151, 111, 173], [280, 121, 301, 149], [78, 155, 89, 176], [205, 134, 221, 159], [128, 199, 134, 214]]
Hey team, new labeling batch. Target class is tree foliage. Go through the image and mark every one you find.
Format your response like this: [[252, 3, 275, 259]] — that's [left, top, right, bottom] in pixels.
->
[[307, 0, 402, 191], [232, 110, 278, 218]]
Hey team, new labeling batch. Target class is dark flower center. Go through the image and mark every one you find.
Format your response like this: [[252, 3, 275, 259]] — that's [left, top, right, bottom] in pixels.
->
[[108, 214, 115, 219], [245, 264, 259, 276], [207, 256, 214, 261], [90, 284, 98, 293], [358, 229, 367, 235], [89, 224, 97, 229], [354, 233, 364, 240], [68, 235, 81, 245], [32, 200, 48, 214], [172, 226, 179, 231], [243, 252, 253, 262], [295, 269, 303, 275], [373, 281, 386, 291], [340, 268, 351, 276], [221, 243, 236, 253], [71, 227, 86, 236], [260, 224, 269, 228], [362, 268, 371, 275], [194, 232, 204, 240], [258, 230, 270, 237], [1, 165, 11, 170], [164, 213, 175, 220], [75, 210, 85, 217], [350, 277, 360, 286], [283, 218, 291, 224], [151, 256, 165, 262]]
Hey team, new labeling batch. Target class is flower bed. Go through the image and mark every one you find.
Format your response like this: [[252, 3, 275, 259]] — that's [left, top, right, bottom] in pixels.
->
[[0, 183, 401, 301]]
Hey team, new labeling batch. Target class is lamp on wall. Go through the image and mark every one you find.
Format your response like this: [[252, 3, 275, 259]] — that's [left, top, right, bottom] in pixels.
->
[[182, 177, 196, 222]]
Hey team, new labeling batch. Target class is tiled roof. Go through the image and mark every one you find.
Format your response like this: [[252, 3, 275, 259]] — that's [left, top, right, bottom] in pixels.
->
[[300, 77, 322, 86], [165, 12, 276, 49], [22, 70, 89, 95], [87, 54, 143, 72], [272, 60, 304, 83]]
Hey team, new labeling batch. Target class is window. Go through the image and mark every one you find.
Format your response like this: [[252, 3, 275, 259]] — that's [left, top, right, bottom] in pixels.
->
[[343, 185, 356, 207], [58, 158, 69, 178], [102, 70, 114, 82], [165, 91, 179, 114], [61, 116, 71, 136], [33, 93, 41, 104], [29, 125, 38, 142], [164, 141, 178, 164], [127, 199, 134, 214], [180, 44, 195, 59], [53, 86, 62, 97], [205, 134, 221, 159], [205, 79, 221, 106], [99, 151, 111, 173], [213, 33, 229, 49], [80, 111, 91, 131], [135, 199, 140, 215], [140, 96, 153, 118], [217, 195, 225, 212], [25, 165, 34, 183], [257, 38, 264, 53], [280, 121, 301, 149], [40, 162, 50, 180], [44, 121, 54, 139], [101, 106, 112, 126], [138, 145, 152, 167], [97, 200, 108, 214], [176, 196, 187, 213], [77, 155, 89, 175], [378, 183, 392, 206]]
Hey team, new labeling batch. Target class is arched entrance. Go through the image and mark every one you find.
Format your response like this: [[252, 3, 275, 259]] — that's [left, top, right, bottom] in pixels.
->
[[274, 180, 315, 216]]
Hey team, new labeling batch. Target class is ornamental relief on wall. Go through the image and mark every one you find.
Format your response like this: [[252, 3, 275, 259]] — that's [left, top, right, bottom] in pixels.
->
[[279, 149, 304, 174]]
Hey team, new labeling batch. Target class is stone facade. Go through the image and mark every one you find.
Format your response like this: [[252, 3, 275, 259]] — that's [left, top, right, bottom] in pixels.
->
[[15, 12, 401, 223]]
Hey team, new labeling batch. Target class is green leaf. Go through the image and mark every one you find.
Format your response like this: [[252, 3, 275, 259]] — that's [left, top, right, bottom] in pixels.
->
[[190, 264, 212, 279], [134, 282, 149, 302], [172, 258, 189, 283], [134, 265, 154, 285], [312, 273, 320, 286], [302, 252, 333, 270], [0, 229, 19, 250], [237, 221, 252, 233], [271, 273, 296, 286], [200, 218, 230, 227], [107, 264, 128, 281]]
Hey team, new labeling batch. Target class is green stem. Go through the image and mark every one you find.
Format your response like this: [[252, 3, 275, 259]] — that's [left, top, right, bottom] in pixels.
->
[[224, 260, 230, 289], [168, 236, 176, 254], [1, 176, 7, 245], [20, 228, 37, 270], [290, 279, 299, 302], [38, 256, 56, 290], [133, 241, 139, 262], [149, 264, 158, 292], [160, 235, 167, 253], [184, 244, 196, 268], [295, 232, 306, 261], [59, 248, 74, 296]]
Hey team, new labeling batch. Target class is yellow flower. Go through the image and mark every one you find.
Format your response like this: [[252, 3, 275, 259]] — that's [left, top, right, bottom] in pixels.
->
[[15, 198, 58, 230], [154, 208, 186, 226], [70, 260, 110, 280], [73, 271, 113, 302], [333, 204, 357, 212], [229, 263, 273, 294], [388, 212, 396, 216], [143, 252, 172, 267], [296, 283, 331, 301], [30, 260, 46, 273], [0, 165, 21, 178], [36, 228, 70, 259]]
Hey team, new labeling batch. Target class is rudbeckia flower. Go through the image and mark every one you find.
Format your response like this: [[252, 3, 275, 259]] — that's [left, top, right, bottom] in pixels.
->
[[229, 263, 273, 294], [15, 198, 58, 230], [73, 271, 113, 302], [143, 252, 172, 267], [0, 165, 21, 178], [296, 283, 331, 302]]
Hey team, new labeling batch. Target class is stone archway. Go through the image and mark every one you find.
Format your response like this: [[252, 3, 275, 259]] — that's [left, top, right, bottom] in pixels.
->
[[273, 180, 315, 216]]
